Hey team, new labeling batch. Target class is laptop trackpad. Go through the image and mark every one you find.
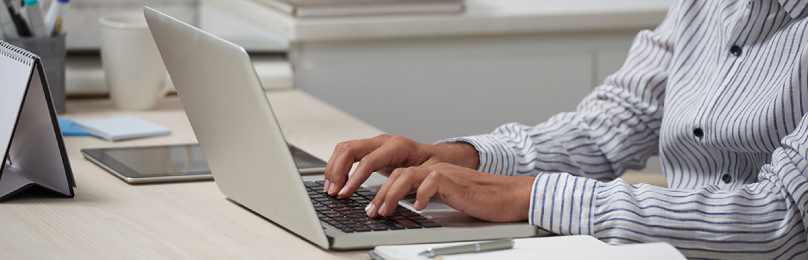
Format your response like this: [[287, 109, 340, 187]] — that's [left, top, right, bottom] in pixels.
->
[[398, 196, 523, 227], [364, 173, 527, 228]]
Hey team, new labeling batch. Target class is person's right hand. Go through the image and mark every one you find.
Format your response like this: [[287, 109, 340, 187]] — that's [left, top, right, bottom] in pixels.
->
[[323, 134, 479, 198]]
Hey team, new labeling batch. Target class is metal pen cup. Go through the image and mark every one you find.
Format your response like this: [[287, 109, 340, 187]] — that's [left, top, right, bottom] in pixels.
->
[[5, 34, 67, 114]]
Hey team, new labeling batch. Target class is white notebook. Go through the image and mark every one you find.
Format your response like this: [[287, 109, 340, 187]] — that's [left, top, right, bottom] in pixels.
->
[[0, 40, 75, 201], [73, 116, 171, 142], [371, 235, 686, 260]]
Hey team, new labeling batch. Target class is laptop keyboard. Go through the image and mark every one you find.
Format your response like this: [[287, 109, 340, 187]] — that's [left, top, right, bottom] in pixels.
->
[[305, 180, 442, 233]]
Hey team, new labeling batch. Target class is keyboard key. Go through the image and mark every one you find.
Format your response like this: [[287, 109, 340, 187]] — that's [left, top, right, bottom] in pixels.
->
[[356, 217, 375, 223], [394, 206, 410, 212], [367, 224, 387, 231], [396, 219, 422, 228], [333, 217, 352, 222], [354, 226, 372, 232], [381, 221, 406, 230], [400, 211, 418, 216], [422, 222, 442, 228], [409, 216, 428, 221], [339, 227, 355, 233]]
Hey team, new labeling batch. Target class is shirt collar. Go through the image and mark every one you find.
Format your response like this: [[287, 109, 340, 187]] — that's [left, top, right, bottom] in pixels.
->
[[779, 0, 808, 18]]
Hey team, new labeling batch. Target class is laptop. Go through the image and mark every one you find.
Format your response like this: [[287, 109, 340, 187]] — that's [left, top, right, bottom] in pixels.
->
[[144, 7, 542, 250]]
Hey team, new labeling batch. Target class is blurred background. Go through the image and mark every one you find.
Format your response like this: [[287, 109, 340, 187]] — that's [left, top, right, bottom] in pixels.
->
[[12, 0, 674, 174]]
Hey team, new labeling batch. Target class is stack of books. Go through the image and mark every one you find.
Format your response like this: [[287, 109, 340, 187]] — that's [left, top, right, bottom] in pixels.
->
[[256, 0, 464, 17]]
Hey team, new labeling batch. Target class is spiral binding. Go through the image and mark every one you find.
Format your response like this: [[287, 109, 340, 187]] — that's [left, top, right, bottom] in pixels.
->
[[0, 40, 37, 67]]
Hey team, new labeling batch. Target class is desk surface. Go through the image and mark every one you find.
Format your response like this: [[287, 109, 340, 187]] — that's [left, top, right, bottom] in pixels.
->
[[2, 90, 380, 259], [207, 0, 675, 41], [2, 89, 665, 258]]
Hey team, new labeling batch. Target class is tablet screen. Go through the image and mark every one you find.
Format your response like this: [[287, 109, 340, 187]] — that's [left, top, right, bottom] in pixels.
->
[[82, 144, 327, 183], [103, 145, 209, 177]]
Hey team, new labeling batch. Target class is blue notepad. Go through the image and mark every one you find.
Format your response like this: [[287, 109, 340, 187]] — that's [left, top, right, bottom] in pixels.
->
[[72, 116, 171, 142], [57, 117, 90, 136]]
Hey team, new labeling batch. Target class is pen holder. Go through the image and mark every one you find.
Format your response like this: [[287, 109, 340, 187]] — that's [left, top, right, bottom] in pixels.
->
[[5, 34, 67, 114]]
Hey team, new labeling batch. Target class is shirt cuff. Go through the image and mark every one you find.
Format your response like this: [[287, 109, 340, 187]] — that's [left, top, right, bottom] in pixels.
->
[[436, 135, 519, 176], [529, 173, 599, 235]]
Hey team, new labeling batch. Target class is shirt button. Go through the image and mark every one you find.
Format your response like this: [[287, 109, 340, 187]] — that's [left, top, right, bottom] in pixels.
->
[[693, 128, 704, 138], [730, 45, 742, 56], [722, 174, 732, 183]]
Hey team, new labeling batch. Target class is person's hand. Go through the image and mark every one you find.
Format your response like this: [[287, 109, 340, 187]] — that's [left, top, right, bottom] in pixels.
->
[[366, 163, 534, 222], [323, 134, 479, 198]]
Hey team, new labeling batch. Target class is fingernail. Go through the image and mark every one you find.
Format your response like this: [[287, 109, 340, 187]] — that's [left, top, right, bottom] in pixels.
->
[[323, 180, 331, 193], [366, 203, 376, 216], [328, 183, 337, 195], [338, 187, 347, 197], [378, 202, 388, 215], [414, 200, 421, 210]]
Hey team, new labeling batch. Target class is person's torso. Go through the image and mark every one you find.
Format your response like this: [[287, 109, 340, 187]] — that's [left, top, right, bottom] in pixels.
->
[[660, 0, 808, 189]]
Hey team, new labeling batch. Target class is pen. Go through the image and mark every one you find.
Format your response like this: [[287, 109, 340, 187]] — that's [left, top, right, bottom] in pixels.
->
[[22, 0, 46, 37], [418, 238, 515, 258], [43, 0, 68, 36], [0, 0, 18, 37], [4, 0, 30, 36]]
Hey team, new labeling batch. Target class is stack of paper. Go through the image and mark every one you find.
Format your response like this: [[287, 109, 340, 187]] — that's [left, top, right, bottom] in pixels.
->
[[257, 0, 464, 17]]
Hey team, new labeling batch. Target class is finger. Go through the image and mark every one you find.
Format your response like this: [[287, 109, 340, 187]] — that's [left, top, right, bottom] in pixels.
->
[[378, 168, 425, 216], [414, 171, 442, 211], [366, 167, 406, 218], [420, 157, 443, 168], [338, 135, 420, 197], [324, 134, 392, 195]]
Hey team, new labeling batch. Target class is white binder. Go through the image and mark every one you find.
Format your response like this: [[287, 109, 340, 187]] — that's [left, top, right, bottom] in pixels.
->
[[0, 40, 74, 201]]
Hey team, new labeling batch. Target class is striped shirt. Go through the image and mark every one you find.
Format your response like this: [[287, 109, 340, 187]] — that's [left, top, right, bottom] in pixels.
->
[[442, 0, 808, 258]]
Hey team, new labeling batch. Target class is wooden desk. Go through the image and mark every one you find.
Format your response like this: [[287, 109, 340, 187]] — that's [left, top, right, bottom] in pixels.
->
[[2, 90, 380, 259], [1, 89, 665, 258]]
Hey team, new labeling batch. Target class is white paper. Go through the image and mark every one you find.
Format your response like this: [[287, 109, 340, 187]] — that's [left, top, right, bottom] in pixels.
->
[[0, 45, 32, 160], [373, 235, 609, 260], [440, 242, 685, 260]]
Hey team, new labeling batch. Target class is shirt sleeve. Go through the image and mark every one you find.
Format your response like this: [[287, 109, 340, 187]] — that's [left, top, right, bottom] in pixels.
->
[[439, 1, 679, 181], [533, 112, 808, 259]]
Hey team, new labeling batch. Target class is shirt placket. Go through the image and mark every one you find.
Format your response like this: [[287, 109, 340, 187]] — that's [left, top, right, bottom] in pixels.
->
[[692, 0, 755, 144]]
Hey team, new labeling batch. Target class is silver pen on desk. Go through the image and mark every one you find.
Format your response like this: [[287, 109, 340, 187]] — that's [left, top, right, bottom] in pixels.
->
[[418, 238, 515, 258]]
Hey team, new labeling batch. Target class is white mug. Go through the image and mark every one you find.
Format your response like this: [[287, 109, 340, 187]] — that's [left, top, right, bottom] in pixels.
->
[[100, 12, 169, 110]]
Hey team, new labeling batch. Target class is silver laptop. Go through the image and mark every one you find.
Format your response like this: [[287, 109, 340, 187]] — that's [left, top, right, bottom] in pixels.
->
[[144, 7, 541, 250]]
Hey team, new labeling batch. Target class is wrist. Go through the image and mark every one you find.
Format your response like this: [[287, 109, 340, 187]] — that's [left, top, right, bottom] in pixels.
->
[[434, 142, 480, 169], [511, 176, 534, 221]]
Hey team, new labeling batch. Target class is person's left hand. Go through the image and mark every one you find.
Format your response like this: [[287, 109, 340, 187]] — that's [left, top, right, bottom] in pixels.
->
[[366, 163, 535, 223]]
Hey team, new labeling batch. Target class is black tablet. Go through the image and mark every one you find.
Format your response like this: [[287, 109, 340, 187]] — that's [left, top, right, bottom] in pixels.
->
[[81, 144, 327, 184]]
